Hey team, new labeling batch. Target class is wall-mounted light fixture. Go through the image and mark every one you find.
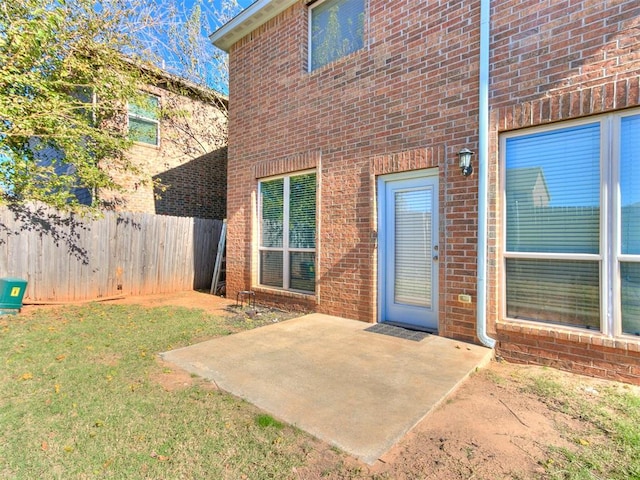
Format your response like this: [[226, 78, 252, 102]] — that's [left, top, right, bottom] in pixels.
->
[[458, 148, 474, 176]]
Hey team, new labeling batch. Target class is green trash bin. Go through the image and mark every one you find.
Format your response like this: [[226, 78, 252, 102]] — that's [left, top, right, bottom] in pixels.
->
[[0, 278, 28, 314]]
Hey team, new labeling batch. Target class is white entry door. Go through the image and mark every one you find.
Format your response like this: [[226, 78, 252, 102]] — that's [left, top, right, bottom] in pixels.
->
[[378, 171, 439, 331]]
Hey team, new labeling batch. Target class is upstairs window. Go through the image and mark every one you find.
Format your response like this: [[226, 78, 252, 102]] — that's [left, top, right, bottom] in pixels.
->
[[74, 87, 96, 126], [309, 0, 365, 71], [259, 172, 317, 293], [128, 94, 159, 146]]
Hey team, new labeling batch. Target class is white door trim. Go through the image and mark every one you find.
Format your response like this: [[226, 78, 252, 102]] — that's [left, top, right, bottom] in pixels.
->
[[377, 168, 439, 331]]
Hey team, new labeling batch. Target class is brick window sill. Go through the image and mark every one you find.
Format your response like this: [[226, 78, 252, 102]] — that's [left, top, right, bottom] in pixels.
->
[[252, 286, 316, 301], [496, 319, 640, 353]]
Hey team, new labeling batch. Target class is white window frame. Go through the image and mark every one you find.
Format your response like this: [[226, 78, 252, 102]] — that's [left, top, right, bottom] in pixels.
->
[[500, 108, 640, 337], [127, 93, 160, 146], [611, 110, 640, 337], [258, 170, 317, 293], [308, 0, 366, 73]]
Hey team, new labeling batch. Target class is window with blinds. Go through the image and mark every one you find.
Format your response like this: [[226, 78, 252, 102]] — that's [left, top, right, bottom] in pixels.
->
[[128, 93, 159, 146], [259, 172, 316, 293], [620, 114, 640, 335], [502, 110, 640, 336], [309, 0, 365, 71]]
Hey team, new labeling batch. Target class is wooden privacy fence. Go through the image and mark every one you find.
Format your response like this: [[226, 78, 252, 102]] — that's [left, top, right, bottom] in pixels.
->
[[0, 206, 224, 302]]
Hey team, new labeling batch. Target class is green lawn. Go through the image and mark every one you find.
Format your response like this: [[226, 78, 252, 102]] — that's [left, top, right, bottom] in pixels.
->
[[2, 303, 640, 479], [529, 373, 640, 480], [0, 304, 310, 479]]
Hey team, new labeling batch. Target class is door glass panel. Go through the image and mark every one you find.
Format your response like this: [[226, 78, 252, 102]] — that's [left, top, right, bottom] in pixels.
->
[[394, 188, 431, 307]]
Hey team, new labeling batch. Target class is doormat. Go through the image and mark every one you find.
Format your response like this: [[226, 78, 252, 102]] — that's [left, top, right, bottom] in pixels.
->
[[364, 323, 430, 342]]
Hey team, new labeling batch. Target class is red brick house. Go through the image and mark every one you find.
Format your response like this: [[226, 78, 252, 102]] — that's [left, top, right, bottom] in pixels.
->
[[102, 74, 228, 220], [211, 0, 640, 383]]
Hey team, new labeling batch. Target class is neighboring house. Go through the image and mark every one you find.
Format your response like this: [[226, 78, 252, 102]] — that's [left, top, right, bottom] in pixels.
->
[[29, 137, 94, 206], [211, 0, 640, 383], [99, 72, 228, 220]]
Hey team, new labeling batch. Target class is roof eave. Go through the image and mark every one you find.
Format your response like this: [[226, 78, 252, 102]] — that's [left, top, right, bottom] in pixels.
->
[[210, 0, 299, 52]]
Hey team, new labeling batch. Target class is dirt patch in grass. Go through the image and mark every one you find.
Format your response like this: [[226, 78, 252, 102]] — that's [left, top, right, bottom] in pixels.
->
[[110, 290, 301, 333], [364, 362, 584, 479], [151, 359, 218, 392], [92, 352, 123, 367], [262, 360, 639, 480], [108, 290, 236, 316]]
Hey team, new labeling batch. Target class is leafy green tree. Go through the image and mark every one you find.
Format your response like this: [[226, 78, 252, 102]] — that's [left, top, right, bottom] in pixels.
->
[[0, 0, 240, 212], [1, 0, 146, 210], [156, 0, 240, 96]]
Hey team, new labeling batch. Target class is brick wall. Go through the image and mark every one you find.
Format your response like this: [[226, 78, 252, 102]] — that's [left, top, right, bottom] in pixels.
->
[[497, 322, 640, 384], [487, 0, 640, 383], [102, 85, 228, 220], [490, 0, 639, 109], [153, 147, 227, 220], [225, 0, 640, 382], [227, 0, 483, 342]]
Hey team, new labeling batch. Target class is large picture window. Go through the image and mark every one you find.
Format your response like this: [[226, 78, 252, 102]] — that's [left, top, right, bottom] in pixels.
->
[[128, 93, 159, 146], [309, 0, 365, 72], [502, 110, 640, 336], [259, 172, 317, 293]]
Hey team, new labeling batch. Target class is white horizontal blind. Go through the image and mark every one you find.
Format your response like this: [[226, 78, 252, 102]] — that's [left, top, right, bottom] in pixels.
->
[[621, 263, 640, 335], [289, 173, 316, 292], [394, 188, 431, 307], [505, 123, 600, 254], [289, 173, 316, 249], [505, 258, 600, 328], [260, 178, 284, 288], [310, 0, 365, 71], [620, 114, 640, 335], [620, 115, 640, 255], [505, 123, 601, 329]]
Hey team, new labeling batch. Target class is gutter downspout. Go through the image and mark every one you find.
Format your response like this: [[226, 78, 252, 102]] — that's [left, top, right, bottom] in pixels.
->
[[476, 0, 496, 348]]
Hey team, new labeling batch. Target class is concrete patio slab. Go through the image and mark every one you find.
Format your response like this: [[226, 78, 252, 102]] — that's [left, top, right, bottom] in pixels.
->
[[161, 313, 493, 464]]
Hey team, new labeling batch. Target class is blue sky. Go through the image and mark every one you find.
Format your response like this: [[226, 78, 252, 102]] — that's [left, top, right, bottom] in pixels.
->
[[193, 0, 254, 33], [143, 0, 254, 91]]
